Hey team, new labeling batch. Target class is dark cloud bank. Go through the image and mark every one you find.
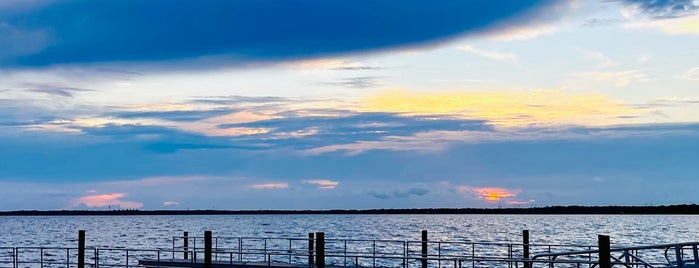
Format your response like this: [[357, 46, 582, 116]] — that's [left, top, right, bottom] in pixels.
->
[[0, 0, 557, 67]]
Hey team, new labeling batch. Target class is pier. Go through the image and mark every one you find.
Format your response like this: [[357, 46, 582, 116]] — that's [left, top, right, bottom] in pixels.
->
[[1, 230, 698, 268]]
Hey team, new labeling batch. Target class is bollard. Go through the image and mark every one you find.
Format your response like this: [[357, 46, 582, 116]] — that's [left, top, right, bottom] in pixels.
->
[[421, 230, 428, 268], [316, 232, 325, 268], [205, 231, 212, 268], [308, 233, 315, 266], [598, 235, 611, 268], [184, 232, 189, 260], [523, 230, 530, 268], [78, 230, 85, 268]]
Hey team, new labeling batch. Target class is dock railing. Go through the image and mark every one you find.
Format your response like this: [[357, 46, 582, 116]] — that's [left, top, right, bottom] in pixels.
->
[[532, 241, 699, 268], [2, 230, 698, 268]]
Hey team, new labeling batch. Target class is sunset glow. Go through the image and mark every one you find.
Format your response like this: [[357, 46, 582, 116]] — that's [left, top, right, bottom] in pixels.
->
[[1, 0, 697, 210], [360, 90, 638, 127]]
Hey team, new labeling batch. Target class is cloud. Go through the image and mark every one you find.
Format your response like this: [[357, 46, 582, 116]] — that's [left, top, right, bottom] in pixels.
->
[[456, 45, 519, 63], [113, 109, 236, 122], [163, 201, 179, 206], [582, 18, 623, 27], [680, 67, 699, 80], [303, 179, 339, 189], [652, 96, 699, 105], [457, 186, 518, 201], [251, 183, 289, 190], [625, 16, 699, 35], [394, 187, 430, 198], [322, 76, 385, 89], [577, 48, 618, 67], [506, 199, 535, 205], [70, 192, 143, 209], [358, 89, 637, 127], [305, 124, 699, 155], [615, 0, 699, 18], [568, 70, 651, 87], [481, 23, 560, 40], [368, 187, 430, 199], [20, 83, 93, 98], [285, 58, 384, 71], [0, 0, 559, 68]]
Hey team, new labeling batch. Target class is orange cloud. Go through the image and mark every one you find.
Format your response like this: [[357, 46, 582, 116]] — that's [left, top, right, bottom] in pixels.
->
[[303, 179, 339, 189], [458, 186, 518, 201], [251, 183, 289, 189], [70, 193, 143, 209]]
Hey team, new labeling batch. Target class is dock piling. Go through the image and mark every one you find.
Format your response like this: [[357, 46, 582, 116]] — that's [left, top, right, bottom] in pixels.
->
[[308, 233, 315, 267], [184, 231, 189, 260], [421, 230, 428, 268], [523, 230, 530, 268], [598, 235, 611, 268], [78, 230, 85, 268], [205, 231, 212, 268], [316, 232, 325, 268]]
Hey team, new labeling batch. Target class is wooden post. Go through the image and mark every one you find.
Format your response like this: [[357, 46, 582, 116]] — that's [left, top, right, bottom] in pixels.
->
[[523, 230, 530, 268], [421, 230, 428, 268], [78, 230, 85, 268], [598, 235, 611, 268], [184, 231, 189, 260], [308, 233, 315, 266], [316, 232, 325, 268], [205, 231, 212, 268]]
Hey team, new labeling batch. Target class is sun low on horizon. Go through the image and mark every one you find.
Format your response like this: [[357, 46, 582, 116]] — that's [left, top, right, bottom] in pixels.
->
[[0, 0, 698, 211]]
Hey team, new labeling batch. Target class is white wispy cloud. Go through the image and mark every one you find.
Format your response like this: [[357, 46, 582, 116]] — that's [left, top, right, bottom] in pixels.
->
[[456, 45, 519, 64], [569, 70, 651, 87], [303, 179, 340, 189], [680, 67, 699, 80], [577, 48, 619, 67], [163, 201, 180, 206], [483, 23, 560, 41], [624, 16, 699, 36], [305, 126, 696, 155], [250, 182, 289, 190]]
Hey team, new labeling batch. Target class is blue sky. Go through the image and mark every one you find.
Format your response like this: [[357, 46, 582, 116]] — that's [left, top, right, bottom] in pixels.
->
[[1, 0, 698, 210]]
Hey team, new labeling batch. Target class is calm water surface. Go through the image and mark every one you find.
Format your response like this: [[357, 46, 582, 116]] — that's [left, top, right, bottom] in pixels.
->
[[1, 215, 697, 249]]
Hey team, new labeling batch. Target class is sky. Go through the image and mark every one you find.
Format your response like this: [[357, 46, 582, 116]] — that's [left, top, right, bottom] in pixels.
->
[[1, 0, 698, 210]]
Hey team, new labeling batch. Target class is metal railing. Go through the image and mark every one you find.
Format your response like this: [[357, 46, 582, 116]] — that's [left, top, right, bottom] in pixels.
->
[[532, 241, 699, 268], [171, 235, 607, 268], [3, 235, 698, 268]]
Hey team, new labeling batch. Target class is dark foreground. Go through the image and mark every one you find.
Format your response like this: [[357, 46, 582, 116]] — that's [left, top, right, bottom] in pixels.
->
[[1, 204, 698, 216]]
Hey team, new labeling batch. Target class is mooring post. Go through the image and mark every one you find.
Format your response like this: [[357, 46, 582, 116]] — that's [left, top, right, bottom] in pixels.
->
[[523, 230, 530, 268], [205, 231, 212, 268], [308, 232, 315, 266], [421, 230, 428, 268], [184, 231, 189, 260], [316, 232, 325, 268], [598, 235, 611, 268], [78, 230, 85, 268]]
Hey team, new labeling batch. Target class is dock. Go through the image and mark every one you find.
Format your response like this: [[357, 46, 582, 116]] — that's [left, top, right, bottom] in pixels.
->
[[1, 229, 698, 268]]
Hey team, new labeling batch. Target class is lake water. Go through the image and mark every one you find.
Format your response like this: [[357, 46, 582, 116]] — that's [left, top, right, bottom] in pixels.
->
[[1, 214, 698, 249]]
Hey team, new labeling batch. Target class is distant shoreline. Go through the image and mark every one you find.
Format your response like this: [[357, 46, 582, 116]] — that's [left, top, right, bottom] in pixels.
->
[[1, 204, 698, 216]]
